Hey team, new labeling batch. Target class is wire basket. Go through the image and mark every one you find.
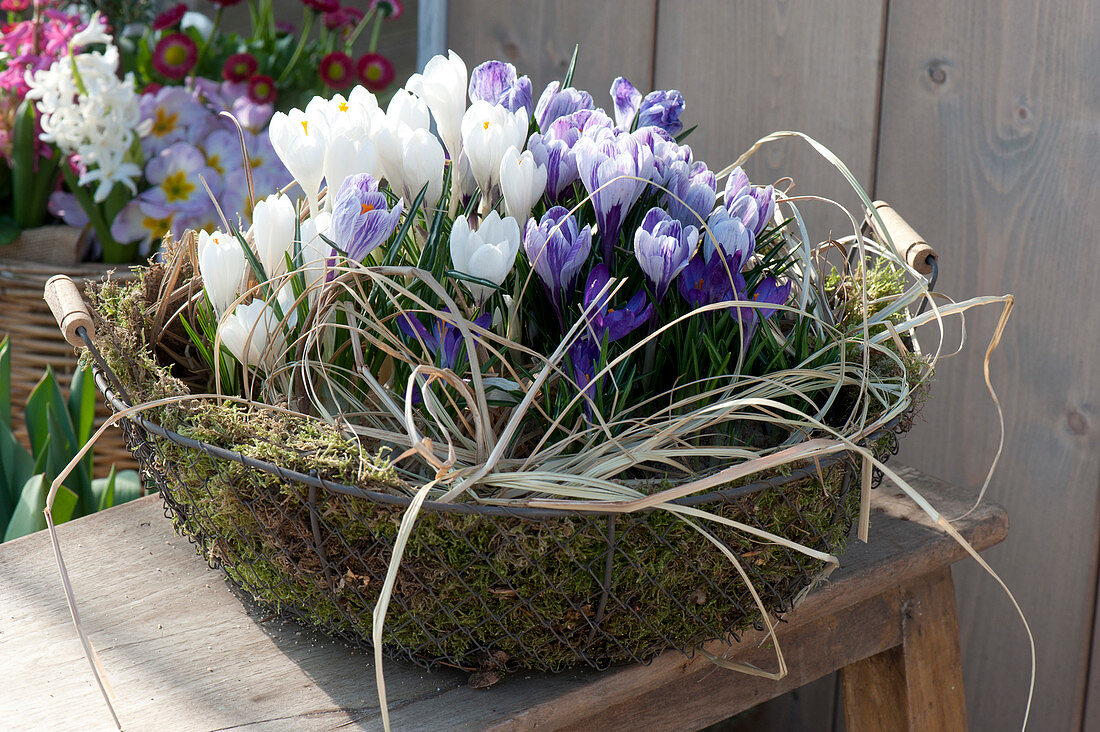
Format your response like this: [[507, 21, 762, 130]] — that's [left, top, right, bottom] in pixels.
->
[[93, 358, 908, 673]]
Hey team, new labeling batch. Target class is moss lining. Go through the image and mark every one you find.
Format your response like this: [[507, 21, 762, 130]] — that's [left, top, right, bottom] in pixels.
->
[[87, 264, 912, 672]]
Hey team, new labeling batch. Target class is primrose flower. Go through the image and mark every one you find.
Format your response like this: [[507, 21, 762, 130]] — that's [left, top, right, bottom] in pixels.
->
[[450, 211, 521, 305], [142, 142, 219, 215], [198, 229, 247, 315], [468, 60, 533, 116], [499, 147, 547, 226], [218, 299, 289, 373], [412, 50, 468, 170], [523, 206, 593, 322], [534, 81, 594, 130], [251, 192, 298, 278], [398, 310, 492, 371], [223, 53, 258, 83], [331, 174, 404, 261], [201, 129, 243, 176], [138, 86, 208, 156], [633, 207, 698, 302], [461, 101, 528, 194], [662, 160, 716, 227], [152, 32, 197, 80], [582, 263, 653, 343], [357, 53, 395, 92], [269, 100, 330, 216], [573, 128, 656, 261], [320, 52, 355, 90], [610, 77, 686, 135], [110, 199, 174, 250]]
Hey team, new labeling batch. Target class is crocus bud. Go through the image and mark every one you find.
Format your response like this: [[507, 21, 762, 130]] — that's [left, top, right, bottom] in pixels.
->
[[703, 206, 753, 269], [469, 60, 533, 116], [633, 206, 697, 302], [461, 101, 528, 194], [499, 146, 547, 226], [523, 206, 592, 321], [219, 298, 289, 373], [449, 211, 521, 305], [662, 160, 716, 228], [198, 229, 247, 315], [414, 50, 467, 165], [574, 128, 656, 261], [375, 125, 445, 211], [534, 80, 593, 130], [251, 192, 297, 278], [298, 210, 333, 297], [332, 173, 404, 261]]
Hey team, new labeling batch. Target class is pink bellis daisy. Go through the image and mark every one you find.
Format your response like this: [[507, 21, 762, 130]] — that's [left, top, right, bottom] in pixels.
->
[[356, 53, 394, 92], [319, 52, 354, 90], [152, 32, 197, 80]]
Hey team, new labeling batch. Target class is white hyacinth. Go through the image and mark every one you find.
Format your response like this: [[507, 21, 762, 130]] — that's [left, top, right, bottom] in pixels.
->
[[25, 14, 144, 203]]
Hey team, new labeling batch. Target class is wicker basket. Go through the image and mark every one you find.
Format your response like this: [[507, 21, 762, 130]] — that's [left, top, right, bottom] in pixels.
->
[[1, 227, 138, 477]]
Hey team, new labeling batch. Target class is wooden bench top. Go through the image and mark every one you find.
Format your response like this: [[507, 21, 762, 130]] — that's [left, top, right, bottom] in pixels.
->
[[0, 466, 1006, 731]]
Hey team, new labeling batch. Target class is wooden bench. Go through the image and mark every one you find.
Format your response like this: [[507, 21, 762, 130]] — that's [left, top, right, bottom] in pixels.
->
[[0, 465, 1005, 731]]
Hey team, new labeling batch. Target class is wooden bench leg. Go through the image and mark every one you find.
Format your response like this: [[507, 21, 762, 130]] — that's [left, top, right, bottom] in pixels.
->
[[840, 568, 967, 731]]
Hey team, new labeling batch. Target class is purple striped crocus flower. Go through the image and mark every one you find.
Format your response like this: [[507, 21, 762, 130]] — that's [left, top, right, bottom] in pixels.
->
[[331, 173, 404, 261]]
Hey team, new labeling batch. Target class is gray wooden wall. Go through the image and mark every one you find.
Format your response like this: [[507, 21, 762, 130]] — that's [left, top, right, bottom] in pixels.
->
[[446, 1, 1100, 729]]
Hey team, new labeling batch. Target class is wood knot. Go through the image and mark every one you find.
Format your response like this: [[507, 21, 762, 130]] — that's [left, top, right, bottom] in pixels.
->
[[1067, 410, 1089, 436]]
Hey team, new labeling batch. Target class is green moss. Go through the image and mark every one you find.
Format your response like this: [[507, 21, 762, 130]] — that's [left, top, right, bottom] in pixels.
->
[[85, 263, 909, 673]]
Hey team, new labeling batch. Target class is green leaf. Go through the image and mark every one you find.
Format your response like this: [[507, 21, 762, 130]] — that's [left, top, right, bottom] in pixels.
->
[[0, 336, 11, 430], [93, 468, 142, 510], [3, 474, 77, 542], [23, 368, 54, 459], [0, 419, 33, 522], [674, 124, 698, 143], [561, 45, 580, 90], [12, 99, 42, 229], [0, 216, 19, 246], [67, 365, 96, 447]]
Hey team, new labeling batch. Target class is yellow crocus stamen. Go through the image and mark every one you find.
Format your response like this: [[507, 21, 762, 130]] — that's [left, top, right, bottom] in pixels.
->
[[361, 203, 375, 214], [301, 119, 309, 135], [482, 120, 490, 130], [339, 101, 349, 112]]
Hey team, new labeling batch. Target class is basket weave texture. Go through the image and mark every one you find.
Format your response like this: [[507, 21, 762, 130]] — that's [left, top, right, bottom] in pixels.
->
[[1, 227, 138, 476]]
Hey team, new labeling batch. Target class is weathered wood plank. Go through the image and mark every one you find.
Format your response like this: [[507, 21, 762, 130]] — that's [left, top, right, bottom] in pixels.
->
[[652, 0, 887, 239], [874, 2, 1100, 729], [445, 0, 658, 105], [841, 568, 966, 731], [0, 467, 1004, 731]]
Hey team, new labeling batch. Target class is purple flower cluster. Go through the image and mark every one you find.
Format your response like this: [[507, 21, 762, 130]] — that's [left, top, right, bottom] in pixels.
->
[[48, 83, 292, 252]]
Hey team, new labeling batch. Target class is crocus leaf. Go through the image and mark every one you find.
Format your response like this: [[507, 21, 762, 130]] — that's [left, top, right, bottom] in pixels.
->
[[3, 474, 78, 541], [561, 45, 580, 89], [0, 419, 34, 517]]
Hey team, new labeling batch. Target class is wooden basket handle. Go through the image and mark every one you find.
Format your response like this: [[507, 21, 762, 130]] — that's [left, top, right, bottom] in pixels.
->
[[869, 200, 938, 275], [44, 274, 94, 348]]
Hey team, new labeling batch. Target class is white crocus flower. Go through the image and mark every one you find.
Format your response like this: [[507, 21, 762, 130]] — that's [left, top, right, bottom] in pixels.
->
[[198, 229, 247, 315], [298, 211, 333, 297], [499, 147, 547, 226], [269, 103, 329, 217], [218, 299, 288, 373], [375, 125, 445, 212], [251, 193, 297, 278], [460, 101, 528, 195], [414, 50, 467, 165], [384, 87, 430, 131], [324, 130, 379, 208], [449, 211, 521, 305]]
